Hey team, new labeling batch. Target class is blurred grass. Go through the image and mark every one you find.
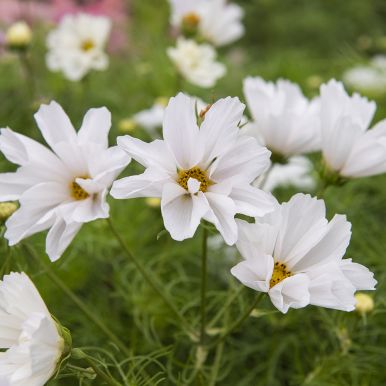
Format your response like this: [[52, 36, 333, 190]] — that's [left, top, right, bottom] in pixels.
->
[[1, 0, 386, 385]]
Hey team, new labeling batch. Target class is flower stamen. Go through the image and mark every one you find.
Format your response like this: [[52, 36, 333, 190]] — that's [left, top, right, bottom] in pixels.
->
[[270, 262, 292, 288], [177, 167, 211, 193], [70, 178, 89, 200], [81, 39, 95, 52]]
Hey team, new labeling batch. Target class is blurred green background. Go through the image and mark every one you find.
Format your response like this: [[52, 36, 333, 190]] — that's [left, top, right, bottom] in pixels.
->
[[1, 0, 386, 385]]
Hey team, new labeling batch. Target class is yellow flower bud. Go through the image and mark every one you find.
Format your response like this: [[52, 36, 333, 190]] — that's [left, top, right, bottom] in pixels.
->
[[0, 202, 18, 222], [5, 21, 32, 49], [145, 198, 161, 208], [118, 118, 136, 133], [155, 97, 169, 107], [355, 293, 374, 314]]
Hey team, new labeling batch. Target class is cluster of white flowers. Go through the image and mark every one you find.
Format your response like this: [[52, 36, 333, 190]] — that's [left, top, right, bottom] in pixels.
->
[[242, 77, 386, 189], [0, 84, 382, 381], [0, 2, 384, 385], [166, 0, 244, 88]]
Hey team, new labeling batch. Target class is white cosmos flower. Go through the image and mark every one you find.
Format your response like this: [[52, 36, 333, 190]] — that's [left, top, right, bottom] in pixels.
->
[[231, 193, 376, 313], [254, 156, 315, 192], [167, 38, 226, 88], [0, 272, 66, 385], [243, 77, 321, 159], [343, 55, 386, 95], [111, 93, 275, 244], [46, 13, 111, 81], [320, 79, 386, 178], [169, 0, 244, 47], [0, 101, 130, 261]]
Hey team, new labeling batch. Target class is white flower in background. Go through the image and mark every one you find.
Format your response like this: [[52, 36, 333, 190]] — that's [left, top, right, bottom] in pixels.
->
[[343, 55, 386, 95], [320, 80, 386, 178], [255, 156, 315, 192], [169, 0, 244, 47], [242, 77, 321, 159], [132, 96, 206, 136], [231, 193, 376, 313], [0, 272, 67, 385], [111, 93, 274, 244], [46, 13, 111, 81], [0, 101, 130, 261], [167, 38, 226, 88], [132, 98, 168, 133], [343, 66, 386, 95]]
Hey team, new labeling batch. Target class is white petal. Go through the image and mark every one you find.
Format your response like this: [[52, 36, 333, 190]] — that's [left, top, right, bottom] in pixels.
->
[[268, 274, 310, 313], [78, 107, 111, 148], [273, 194, 328, 268], [230, 185, 275, 217], [341, 119, 386, 177], [162, 93, 202, 169], [204, 192, 237, 245], [111, 168, 170, 199], [339, 259, 377, 290], [187, 178, 201, 194], [46, 219, 82, 261], [199, 97, 244, 162], [161, 183, 209, 241], [34, 101, 77, 152], [230, 254, 273, 292], [209, 135, 271, 184], [117, 136, 176, 173], [292, 214, 351, 271]]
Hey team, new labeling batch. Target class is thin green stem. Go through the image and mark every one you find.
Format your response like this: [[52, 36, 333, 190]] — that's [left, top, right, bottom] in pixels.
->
[[207, 286, 244, 328], [83, 355, 122, 386], [209, 341, 224, 386], [200, 226, 208, 345], [106, 218, 193, 335], [18, 51, 36, 99], [210, 293, 264, 347], [22, 244, 130, 357]]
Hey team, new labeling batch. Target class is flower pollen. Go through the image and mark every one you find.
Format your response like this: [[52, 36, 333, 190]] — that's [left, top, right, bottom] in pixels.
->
[[81, 39, 95, 52], [177, 167, 210, 192], [71, 178, 89, 200], [270, 262, 292, 288]]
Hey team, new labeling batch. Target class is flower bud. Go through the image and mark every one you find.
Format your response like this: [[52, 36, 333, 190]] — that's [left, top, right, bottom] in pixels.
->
[[0, 202, 17, 223], [5, 21, 32, 50], [118, 118, 136, 133], [145, 197, 161, 208], [355, 293, 374, 315]]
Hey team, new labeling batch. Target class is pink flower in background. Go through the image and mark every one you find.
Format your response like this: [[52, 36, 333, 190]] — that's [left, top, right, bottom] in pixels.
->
[[52, 0, 129, 52], [0, 0, 53, 25]]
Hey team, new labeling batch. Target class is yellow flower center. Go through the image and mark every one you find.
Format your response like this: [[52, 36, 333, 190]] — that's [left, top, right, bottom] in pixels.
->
[[70, 178, 89, 201], [81, 39, 95, 52], [177, 167, 211, 193], [182, 12, 200, 29], [270, 262, 292, 288]]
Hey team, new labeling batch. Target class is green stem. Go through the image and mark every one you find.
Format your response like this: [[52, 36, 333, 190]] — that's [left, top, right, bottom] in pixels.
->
[[209, 341, 224, 386], [106, 218, 193, 335], [22, 244, 130, 357], [200, 226, 208, 345], [18, 51, 36, 100], [83, 355, 122, 386], [207, 286, 244, 329], [211, 293, 264, 347]]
